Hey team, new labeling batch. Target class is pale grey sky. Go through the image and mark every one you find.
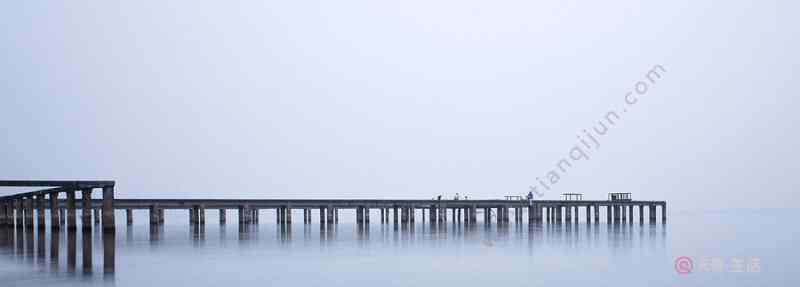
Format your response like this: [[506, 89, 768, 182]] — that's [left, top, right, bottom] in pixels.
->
[[2, 1, 797, 211]]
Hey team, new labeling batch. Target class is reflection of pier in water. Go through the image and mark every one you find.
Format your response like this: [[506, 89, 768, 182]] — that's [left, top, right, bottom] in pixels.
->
[[1, 180, 667, 276]]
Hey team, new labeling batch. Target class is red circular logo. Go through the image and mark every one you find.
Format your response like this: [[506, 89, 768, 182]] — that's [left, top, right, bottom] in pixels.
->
[[675, 256, 693, 275]]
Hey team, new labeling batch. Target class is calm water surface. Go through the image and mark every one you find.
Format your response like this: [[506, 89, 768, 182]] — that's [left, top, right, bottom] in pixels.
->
[[0, 209, 796, 286]]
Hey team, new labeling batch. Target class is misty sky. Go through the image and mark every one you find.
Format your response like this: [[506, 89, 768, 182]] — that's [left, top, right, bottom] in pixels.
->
[[1, 1, 797, 211]]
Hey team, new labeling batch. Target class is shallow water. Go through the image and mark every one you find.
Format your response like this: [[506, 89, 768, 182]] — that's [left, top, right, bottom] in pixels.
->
[[0, 209, 796, 287]]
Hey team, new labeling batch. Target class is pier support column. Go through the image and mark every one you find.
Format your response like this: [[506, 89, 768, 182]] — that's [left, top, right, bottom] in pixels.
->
[[364, 208, 370, 223], [81, 189, 92, 230], [555, 206, 562, 223], [380, 208, 385, 224], [23, 197, 32, 230], [93, 208, 100, 225], [49, 192, 60, 230], [544, 207, 549, 222], [429, 206, 437, 223], [319, 207, 326, 224], [35, 195, 45, 230], [159, 208, 165, 225], [284, 207, 290, 224], [245, 206, 253, 224], [586, 205, 591, 223], [471, 205, 478, 223], [189, 207, 197, 225], [237, 206, 245, 225], [0, 202, 5, 228], [326, 206, 334, 224], [0, 202, 6, 228], [199, 205, 206, 226], [648, 205, 656, 223], [5, 201, 11, 228], [638, 205, 644, 224], [8, 201, 13, 228], [149, 205, 159, 226], [629, 205, 634, 224], [14, 199, 22, 229], [219, 209, 226, 225], [620, 206, 626, 222], [565, 205, 572, 222], [66, 191, 76, 230], [661, 203, 667, 223], [528, 204, 535, 223], [356, 207, 363, 224], [126, 209, 133, 225], [593, 204, 599, 223], [400, 207, 407, 224]]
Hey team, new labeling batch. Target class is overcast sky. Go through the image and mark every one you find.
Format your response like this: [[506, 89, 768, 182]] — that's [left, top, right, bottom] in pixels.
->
[[1, 1, 797, 211]]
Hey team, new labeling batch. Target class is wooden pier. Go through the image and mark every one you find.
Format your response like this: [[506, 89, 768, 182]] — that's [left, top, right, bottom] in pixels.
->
[[0, 180, 667, 274]]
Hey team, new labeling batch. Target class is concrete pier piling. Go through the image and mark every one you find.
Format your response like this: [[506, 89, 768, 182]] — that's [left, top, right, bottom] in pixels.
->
[[150, 205, 159, 226], [15, 199, 23, 229], [628, 205, 634, 224], [585, 205, 591, 223], [326, 206, 334, 224], [565, 205, 572, 222], [0, 203, 5, 228], [638, 205, 644, 224], [189, 207, 197, 225], [93, 208, 100, 225], [594, 204, 599, 222], [649, 205, 656, 223], [67, 191, 76, 230], [126, 209, 133, 225], [661, 203, 667, 223], [558, 206, 564, 223], [81, 189, 92, 230], [199, 206, 206, 225], [35, 195, 45, 229]]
